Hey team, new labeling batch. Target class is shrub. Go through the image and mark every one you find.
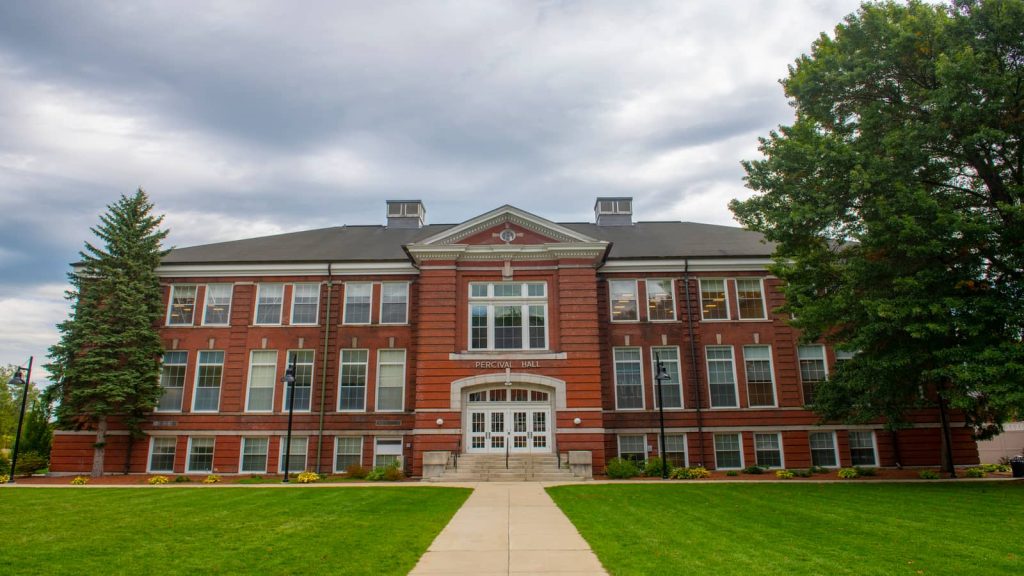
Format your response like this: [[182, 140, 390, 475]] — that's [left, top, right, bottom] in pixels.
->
[[382, 466, 405, 481], [605, 458, 640, 479], [297, 471, 320, 483], [670, 466, 711, 480], [979, 463, 1009, 473], [71, 476, 89, 485], [837, 467, 859, 479], [643, 457, 671, 477], [853, 466, 877, 477], [366, 468, 386, 481], [726, 470, 739, 476], [15, 451, 48, 476], [0, 454, 10, 476], [792, 469, 813, 478], [0, 474, 9, 483], [203, 474, 220, 484], [148, 475, 170, 485], [809, 465, 829, 474], [345, 464, 369, 479], [964, 467, 986, 478], [742, 465, 766, 475], [776, 469, 795, 479], [173, 475, 191, 483], [918, 470, 939, 480]]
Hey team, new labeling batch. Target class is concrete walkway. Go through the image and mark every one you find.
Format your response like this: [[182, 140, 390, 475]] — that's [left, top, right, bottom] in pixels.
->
[[409, 483, 608, 575]]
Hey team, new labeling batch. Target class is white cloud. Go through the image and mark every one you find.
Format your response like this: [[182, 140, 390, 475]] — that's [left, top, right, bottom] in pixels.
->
[[0, 283, 69, 383]]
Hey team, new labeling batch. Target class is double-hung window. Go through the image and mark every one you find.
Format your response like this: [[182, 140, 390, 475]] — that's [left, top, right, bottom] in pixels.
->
[[246, 350, 277, 412], [335, 437, 363, 472], [706, 346, 739, 408], [202, 284, 232, 325], [646, 279, 675, 321], [344, 283, 372, 324], [149, 437, 176, 473], [193, 351, 224, 412], [699, 279, 729, 320], [375, 349, 406, 412], [290, 284, 319, 325], [849, 431, 877, 466], [609, 280, 639, 322], [255, 283, 284, 325], [187, 437, 215, 473], [714, 433, 743, 469], [157, 351, 187, 412], [280, 437, 308, 473], [468, 282, 547, 350], [339, 349, 368, 411], [380, 283, 409, 324], [613, 347, 644, 410], [743, 345, 776, 407], [736, 278, 767, 320], [374, 438, 403, 468], [663, 434, 687, 468], [809, 432, 838, 467], [240, 437, 269, 473], [651, 347, 682, 409], [284, 350, 314, 412], [167, 285, 197, 326], [617, 435, 646, 464], [799, 345, 828, 405], [754, 433, 783, 468]]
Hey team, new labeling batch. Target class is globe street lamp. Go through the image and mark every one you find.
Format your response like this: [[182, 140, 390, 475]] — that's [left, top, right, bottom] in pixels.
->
[[280, 354, 297, 483], [7, 357, 33, 483], [654, 353, 670, 480]]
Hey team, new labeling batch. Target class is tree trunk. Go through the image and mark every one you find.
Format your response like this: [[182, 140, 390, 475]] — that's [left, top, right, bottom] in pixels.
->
[[91, 416, 107, 478], [123, 433, 134, 475], [937, 394, 956, 478]]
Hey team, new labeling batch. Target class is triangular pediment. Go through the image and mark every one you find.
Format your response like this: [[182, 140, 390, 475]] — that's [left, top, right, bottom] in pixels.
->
[[414, 205, 600, 246]]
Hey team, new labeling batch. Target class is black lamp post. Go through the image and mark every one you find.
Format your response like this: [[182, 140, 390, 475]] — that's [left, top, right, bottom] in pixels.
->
[[654, 353, 670, 480], [7, 356, 33, 483], [280, 354, 297, 483]]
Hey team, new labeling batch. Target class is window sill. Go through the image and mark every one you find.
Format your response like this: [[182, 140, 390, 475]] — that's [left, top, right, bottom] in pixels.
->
[[450, 351, 568, 361]]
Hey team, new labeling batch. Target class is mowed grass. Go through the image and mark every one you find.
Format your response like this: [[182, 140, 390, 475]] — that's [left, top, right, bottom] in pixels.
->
[[548, 482, 1024, 576], [0, 487, 470, 576]]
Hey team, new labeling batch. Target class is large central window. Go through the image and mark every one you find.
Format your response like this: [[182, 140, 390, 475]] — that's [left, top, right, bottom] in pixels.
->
[[469, 282, 547, 350]]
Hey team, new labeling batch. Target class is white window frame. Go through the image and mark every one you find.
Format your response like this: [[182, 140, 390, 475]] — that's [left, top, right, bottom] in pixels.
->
[[166, 284, 198, 326], [753, 432, 785, 469], [617, 434, 648, 463], [334, 436, 364, 473], [254, 283, 284, 325], [705, 345, 740, 409], [645, 278, 677, 322], [375, 349, 406, 412], [201, 283, 233, 326], [373, 437, 403, 468], [735, 277, 768, 320], [192, 350, 224, 413], [809, 431, 840, 468], [613, 347, 645, 411], [608, 279, 640, 322], [239, 437, 269, 474], [799, 345, 829, 405], [148, 436, 177, 473], [379, 282, 410, 325], [848, 430, 879, 467], [742, 345, 778, 408], [156, 350, 188, 413], [185, 437, 216, 474], [338, 349, 369, 412], [651, 346, 683, 409], [245, 350, 278, 413], [467, 282, 548, 351], [699, 278, 730, 321], [284, 349, 315, 413], [343, 282, 373, 325], [289, 283, 320, 325], [659, 434, 689, 468], [714, 433, 744, 470], [279, 436, 309, 473]]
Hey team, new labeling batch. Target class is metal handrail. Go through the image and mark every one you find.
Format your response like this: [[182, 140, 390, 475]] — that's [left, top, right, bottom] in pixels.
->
[[505, 440, 510, 469]]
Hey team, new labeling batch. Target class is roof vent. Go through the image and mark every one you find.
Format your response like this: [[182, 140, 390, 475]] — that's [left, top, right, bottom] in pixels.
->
[[386, 200, 426, 229], [595, 197, 632, 226]]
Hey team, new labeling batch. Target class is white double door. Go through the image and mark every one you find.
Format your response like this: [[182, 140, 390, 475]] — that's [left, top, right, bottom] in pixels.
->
[[467, 407, 551, 454]]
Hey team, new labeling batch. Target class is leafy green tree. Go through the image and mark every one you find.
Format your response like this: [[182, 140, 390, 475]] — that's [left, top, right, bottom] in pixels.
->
[[21, 386, 55, 459], [730, 0, 1024, 472], [47, 189, 169, 476]]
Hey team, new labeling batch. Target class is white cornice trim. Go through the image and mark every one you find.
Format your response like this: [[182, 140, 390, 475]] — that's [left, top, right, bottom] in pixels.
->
[[413, 205, 600, 245], [407, 242, 607, 263], [600, 258, 772, 273], [156, 262, 417, 278]]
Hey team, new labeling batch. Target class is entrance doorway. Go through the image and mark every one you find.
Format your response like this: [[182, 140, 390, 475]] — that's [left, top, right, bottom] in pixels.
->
[[464, 387, 552, 454]]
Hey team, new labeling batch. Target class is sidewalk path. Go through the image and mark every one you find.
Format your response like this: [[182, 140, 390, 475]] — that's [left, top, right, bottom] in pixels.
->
[[409, 482, 608, 575]]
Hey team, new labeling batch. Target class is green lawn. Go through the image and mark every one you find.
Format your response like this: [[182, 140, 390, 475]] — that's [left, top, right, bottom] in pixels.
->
[[0, 487, 470, 575], [548, 482, 1024, 576]]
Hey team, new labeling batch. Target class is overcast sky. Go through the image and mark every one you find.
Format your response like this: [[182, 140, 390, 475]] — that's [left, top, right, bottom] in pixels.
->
[[0, 0, 870, 382]]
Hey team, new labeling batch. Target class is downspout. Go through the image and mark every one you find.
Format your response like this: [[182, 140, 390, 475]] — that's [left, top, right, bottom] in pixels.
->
[[315, 263, 334, 475], [683, 259, 707, 467]]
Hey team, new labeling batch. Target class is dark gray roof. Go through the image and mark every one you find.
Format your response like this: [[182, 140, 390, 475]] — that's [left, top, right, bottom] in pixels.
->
[[162, 221, 774, 265]]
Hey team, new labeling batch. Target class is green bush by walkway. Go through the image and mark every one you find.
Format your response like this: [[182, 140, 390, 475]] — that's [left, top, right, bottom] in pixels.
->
[[548, 483, 1023, 576], [0, 487, 470, 575]]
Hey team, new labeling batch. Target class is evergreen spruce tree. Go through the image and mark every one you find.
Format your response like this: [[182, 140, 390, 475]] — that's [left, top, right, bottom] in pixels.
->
[[47, 189, 169, 476]]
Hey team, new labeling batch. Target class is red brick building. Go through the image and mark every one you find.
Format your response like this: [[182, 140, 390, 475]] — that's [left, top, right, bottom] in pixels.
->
[[50, 199, 979, 477]]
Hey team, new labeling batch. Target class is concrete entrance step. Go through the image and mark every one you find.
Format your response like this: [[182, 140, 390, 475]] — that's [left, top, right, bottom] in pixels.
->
[[425, 453, 582, 482]]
